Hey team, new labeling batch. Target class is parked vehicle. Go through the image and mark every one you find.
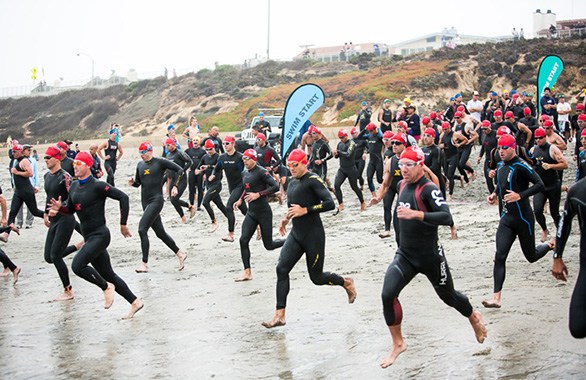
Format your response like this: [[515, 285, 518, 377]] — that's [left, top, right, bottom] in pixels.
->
[[235, 108, 284, 153]]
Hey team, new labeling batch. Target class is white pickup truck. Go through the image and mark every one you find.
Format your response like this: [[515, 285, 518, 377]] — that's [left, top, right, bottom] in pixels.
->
[[236, 108, 284, 153]]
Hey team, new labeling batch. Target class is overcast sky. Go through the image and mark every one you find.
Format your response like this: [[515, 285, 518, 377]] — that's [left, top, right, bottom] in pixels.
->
[[1, 0, 584, 88]]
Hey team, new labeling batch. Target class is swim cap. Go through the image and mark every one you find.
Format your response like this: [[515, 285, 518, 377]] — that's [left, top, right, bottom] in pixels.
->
[[308, 125, 318, 134], [540, 115, 550, 121], [204, 139, 215, 149], [366, 122, 377, 131], [429, 112, 437, 119], [256, 133, 266, 141], [400, 146, 424, 164], [138, 142, 153, 152], [543, 120, 554, 128], [581, 128, 586, 137], [361, 101, 368, 106], [12, 144, 23, 152], [45, 146, 61, 159], [481, 120, 491, 128], [497, 134, 516, 148], [337, 129, 348, 138], [224, 135, 235, 143], [421, 116, 431, 125], [390, 133, 406, 144], [243, 149, 257, 161], [493, 110, 503, 117], [287, 149, 308, 165], [167, 124, 175, 131], [383, 99, 391, 104], [350, 127, 358, 135], [424, 128, 436, 137], [534, 127, 546, 138], [505, 111, 514, 119], [523, 107, 531, 115], [576, 103, 585, 111], [441, 122, 450, 130], [57, 141, 68, 150], [397, 121, 408, 129], [165, 138, 177, 146], [496, 126, 511, 136], [383, 130, 394, 139], [75, 152, 93, 167], [578, 114, 586, 122], [457, 105, 465, 112], [454, 111, 463, 118]]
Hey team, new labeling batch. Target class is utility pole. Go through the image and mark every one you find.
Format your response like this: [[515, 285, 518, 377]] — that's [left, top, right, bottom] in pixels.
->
[[267, 0, 271, 60]]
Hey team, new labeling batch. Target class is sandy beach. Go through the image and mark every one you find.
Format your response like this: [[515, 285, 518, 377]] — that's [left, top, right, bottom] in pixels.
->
[[0, 134, 584, 379]]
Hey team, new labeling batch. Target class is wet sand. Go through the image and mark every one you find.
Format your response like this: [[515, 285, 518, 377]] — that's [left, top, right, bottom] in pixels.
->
[[0, 139, 584, 379]]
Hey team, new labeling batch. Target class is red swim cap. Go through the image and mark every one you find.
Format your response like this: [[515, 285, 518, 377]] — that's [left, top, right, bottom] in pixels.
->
[[138, 142, 153, 152], [578, 114, 586, 122], [441, 122, 450, 130], [505, 111, 514, 119], [424, 128, 436, 137], [366, 122, 377, 131], [543, 120, 554, 128], [497, 134, 516, 148], [399, 146, 424, 164], [494, 110, 503, 117], [12, 144, 23, 152], [429, 112, 437, 119], [75, 151, 94, 167], [57, 141, 68, 150], [45, 146, 61, 159], [383, 130, 394, 139], [243, 148, 257, 161], [390, 133, 406, 144], [256, 133, 266, 141], [481, 120, 491, 127], [224, 135, 236, 143], [397, 121, 408, 129], [337, 128, 348, 138], [308, 125, 318, 134], [287, 149, 308, 165], [165, 138, 177, 146], [350, 127, 358, 135], [421, 116, 430, 125], [204, 139, 215, 149], [496, 126, 511, 136], [523, 107, 531, 115]]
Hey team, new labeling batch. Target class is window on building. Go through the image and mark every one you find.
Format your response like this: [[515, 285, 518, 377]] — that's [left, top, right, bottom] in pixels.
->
[[426, 36, 436, 43]]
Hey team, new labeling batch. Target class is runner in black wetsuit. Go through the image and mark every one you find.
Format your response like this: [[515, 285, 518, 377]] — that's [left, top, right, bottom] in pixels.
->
[[98, 129, 123, 186], [48, 152, 143, 319], [378, 99, 393, 133], [453, 111, 477, 182], [577, 129, 586, 181], [255, 133, 280, 169], [530, 127, 567, 242], [197, 139, 228, 232], [184, 138, 206, 210], [357, 123, 384, 198], [261, 149, 357, 329], [351, 127, 368, 189], [379, 146, 487, 368], [354, 101, 372, 132], [309, 129, 333, 190], [477, 120, 498, 194], [164, 138, 194, 222], [210, 136, 247, 242], [369, 133, 405, 240], [43, 145, 79, 301], [129, 142, 187, 273], [439, 122, 466, 201], [57, 141, 75, 177], [483, 134, 553, 309], [232, 149, 285, 281], [422, 127, 446, 197], [0, 144, 44, 242], [332, 129, 365, 212], [552, 177, 586, 338], [0, 224, 20, 284]]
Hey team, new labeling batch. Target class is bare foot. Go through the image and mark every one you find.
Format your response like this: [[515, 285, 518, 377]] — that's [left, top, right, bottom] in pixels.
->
[[235, 269, 253, 282], [54, 288, 74, 301], [0, 267, 10, 277], [176, 250, 187, 271], [469, 310, 487, 343], [540, 229, 549, 243], [360, 202, 366, 212], [0, 232, 9, 243], [104, 283, 115, 309], [450, 225, 458, 240], [209, 222, 219, 233], [12, 267, 21, 285], [481, 299, 501, 308], [470, 172, 477, 181], [121, 299, 144, 320], [222, 234, 234, 242], [380, 342, 407, 368], [343, 277, 357, 303], [180, 215, 188, 224], [135, 262, 149, 273], [189, 205, 197, 219], [261, 316, 286, 328], [378, 231, 391, 239], [447, 194, 453, 202], [459, 177, 465, 188]]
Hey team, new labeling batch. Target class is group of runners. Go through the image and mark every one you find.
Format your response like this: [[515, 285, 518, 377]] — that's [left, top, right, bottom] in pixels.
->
[[1, 88, 585, 368]]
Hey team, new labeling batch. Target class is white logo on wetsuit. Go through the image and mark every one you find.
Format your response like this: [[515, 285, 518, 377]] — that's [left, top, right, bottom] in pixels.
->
[[398, 201, 411, 209], [431, 189, 446, 207], [439, 261, 447, 286]]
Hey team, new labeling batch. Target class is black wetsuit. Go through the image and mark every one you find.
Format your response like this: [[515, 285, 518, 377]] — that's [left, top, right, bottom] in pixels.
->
[[199, 152, 228, 222], [0, 226, 17, 272], [309, 138, 333, 183], [353, 137, 368, 187], [355, 108, 372, 131], [492, 156, 551, 293], [577, 150, 586, 181], [454, 122, 475, 178], [185, 146, 206, 208], [333, 139, 363, 205], [256, 144, 281, 169], [238, 164, 284, 269], [90, 154, 102, 179], [166, 148, 192, 218], [61, 157, 75, 178], [381, 176, 473, 326], [213, 151, 247, 233], [423, 143, 446, 196], [44, 168, 76, 289], [478, 130, 498, 194], [132, 157, 182, 263], [380, 108, 393, 133], [357, 130, 384, 192], [555, 177, 586, 338], [532, 142, 562, 232], [275, 172, 343, 309], [201, 136, 224, 153], [60, 176, 137, 304], [103, 139, 119, 186], [440, 130, 460, 195], [7, 157, 44, 226]]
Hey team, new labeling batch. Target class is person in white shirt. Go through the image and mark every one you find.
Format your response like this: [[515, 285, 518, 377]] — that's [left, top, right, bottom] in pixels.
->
[[467, 91, 484, 122], [556, 94, 572, 141]]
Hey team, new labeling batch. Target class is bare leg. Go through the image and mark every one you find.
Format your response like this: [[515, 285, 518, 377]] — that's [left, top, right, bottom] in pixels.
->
[[209, 222, 219, 233], [450, 225, 458, 240], [469, 310, 487, 343], [0, 267, 10, 277], [135, 262, 149, 273], [121, 299, 144, 320], [256, 226, 261, 240], [541, 229, 549, 243], [176, 250, 187, 271], [380, 324, 407, 368], [343, 277, 357, 303], [12, 267, 21, 285], [482, 291, 502, 308], [360, 201, 366, 212], [262, 308, 286, 328], [104, 282, 115, 309], [235, 268, 253, 282], [189, 204, 197, 219]]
